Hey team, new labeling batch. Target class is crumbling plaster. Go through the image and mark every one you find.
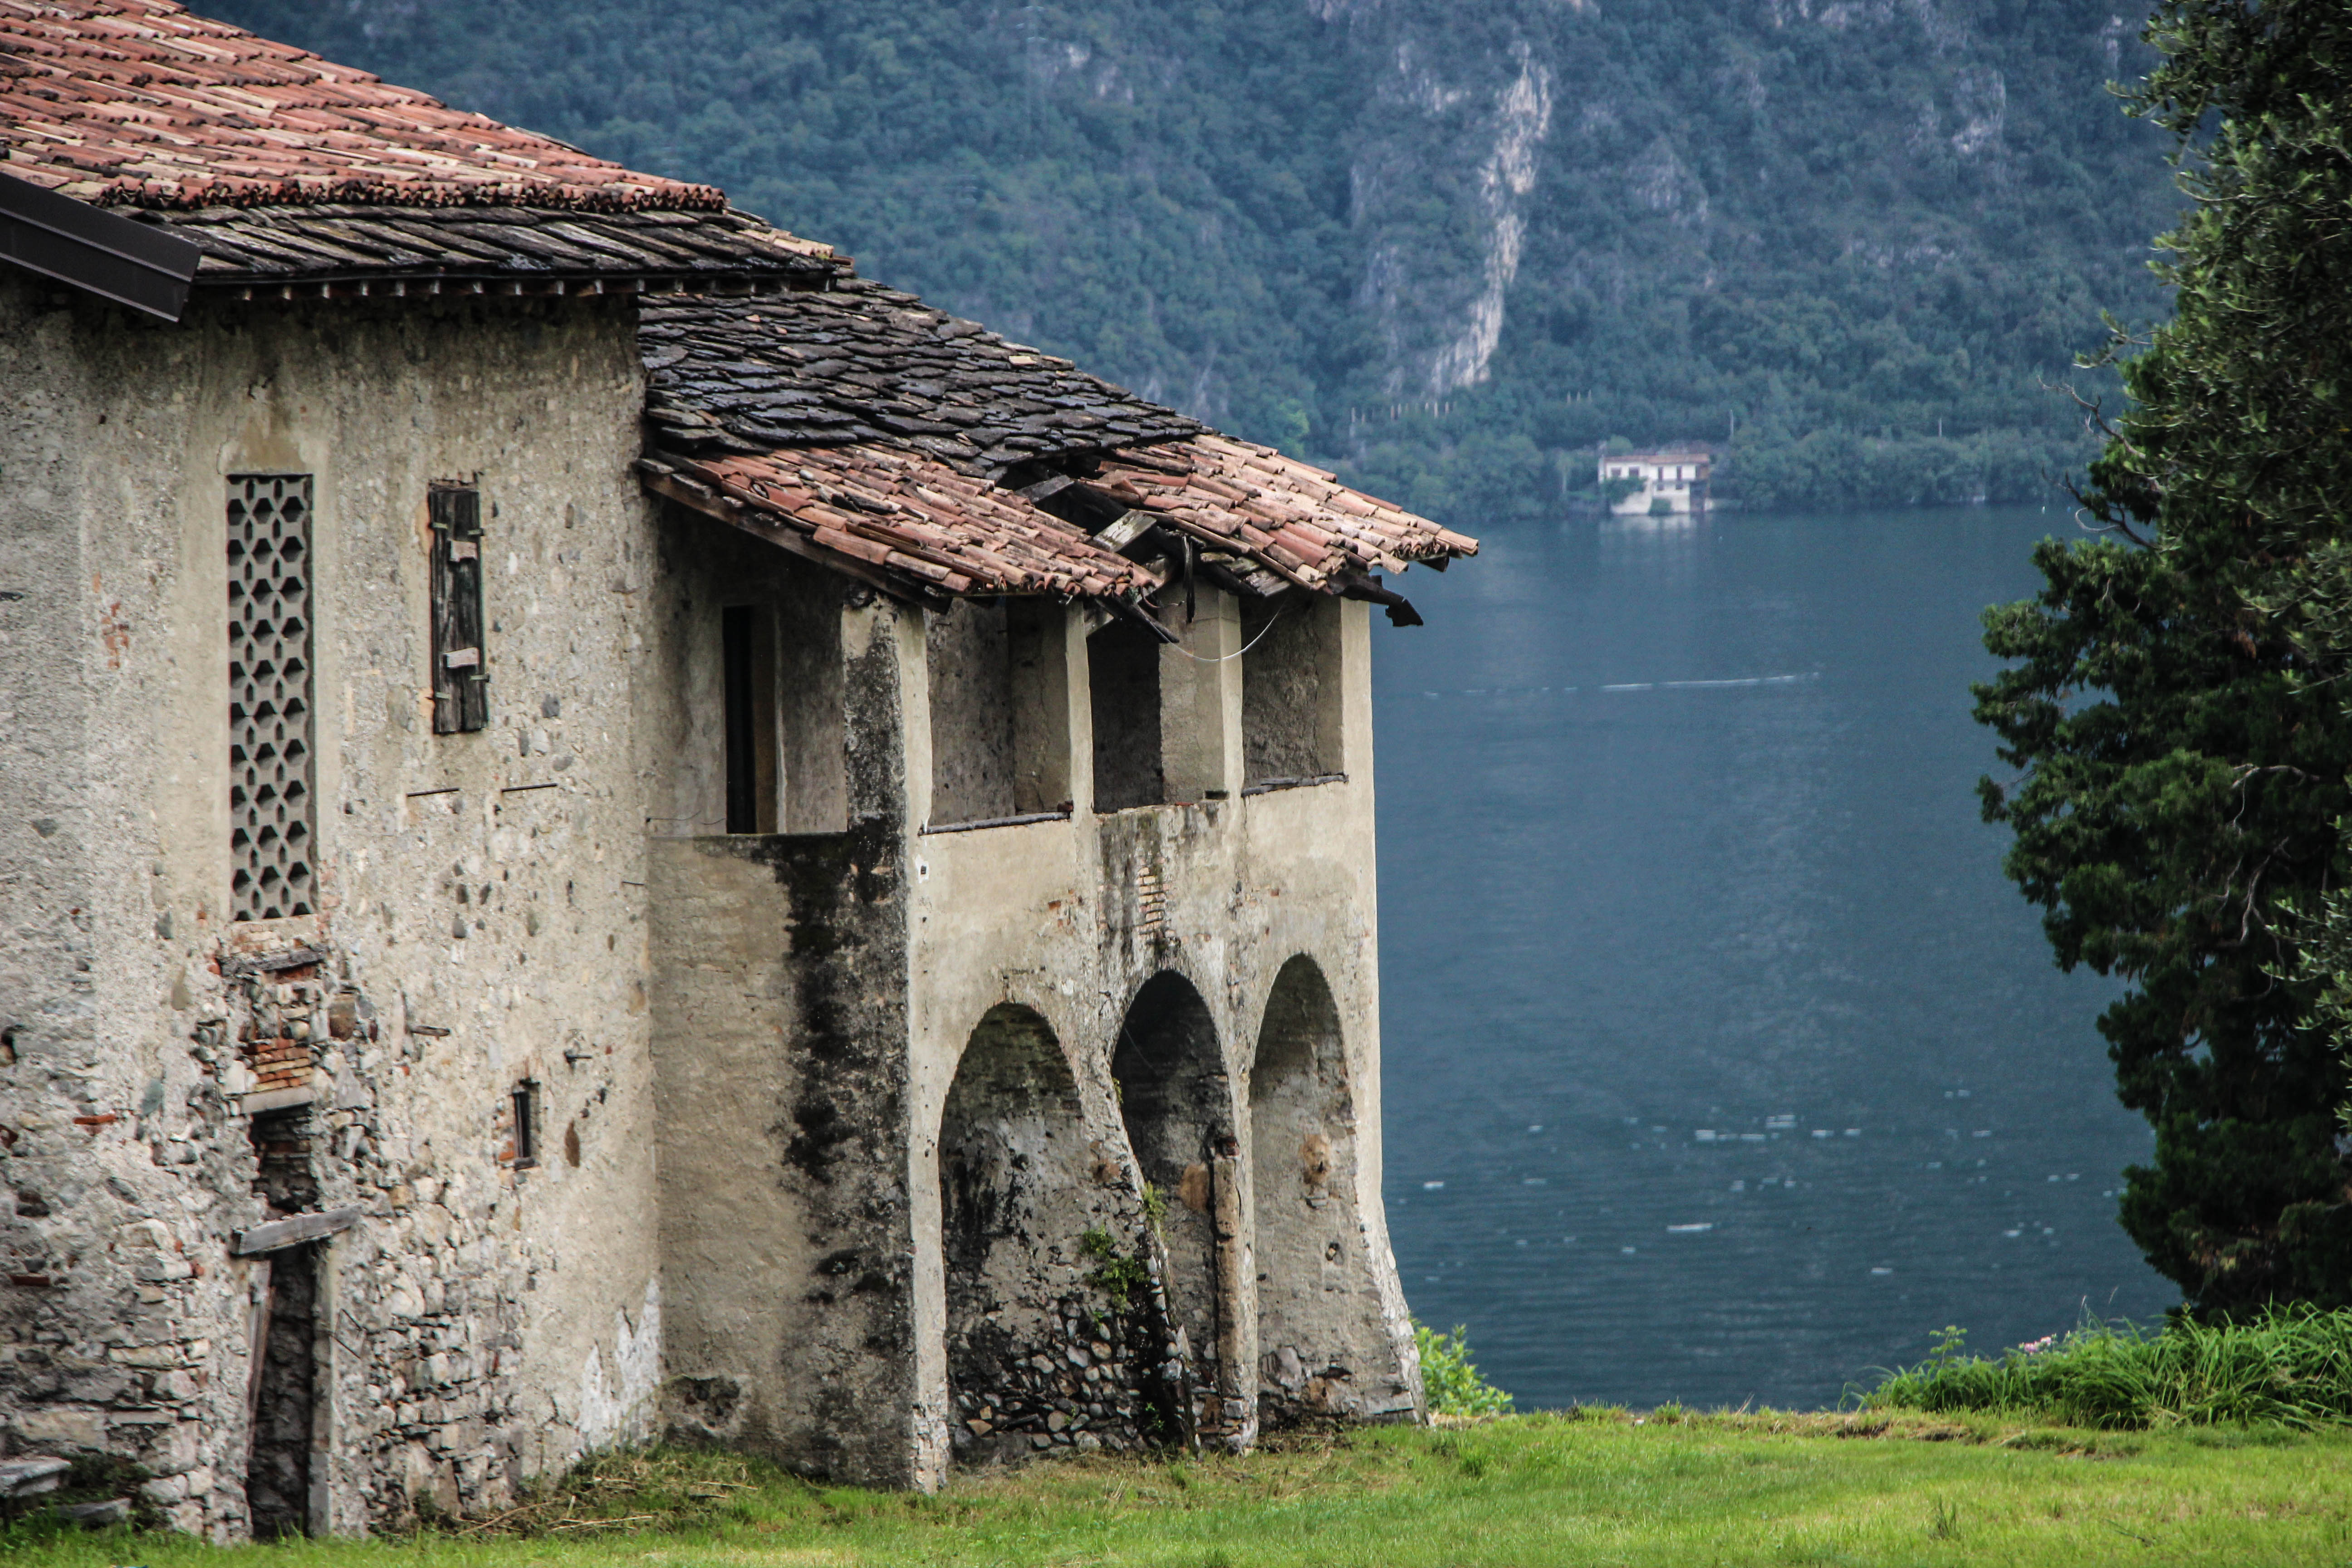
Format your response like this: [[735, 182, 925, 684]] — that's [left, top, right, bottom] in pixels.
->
[[645, 579, 1421, 1487], [5, 267, 1426, 1531], [0, 273, 671, 1536]]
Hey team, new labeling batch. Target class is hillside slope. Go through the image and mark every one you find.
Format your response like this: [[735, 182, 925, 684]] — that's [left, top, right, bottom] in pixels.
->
[[209, 0, 2183, 519]]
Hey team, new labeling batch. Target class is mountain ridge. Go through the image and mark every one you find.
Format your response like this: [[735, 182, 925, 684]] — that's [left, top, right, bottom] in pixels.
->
[[207, 0, 2184, 521]]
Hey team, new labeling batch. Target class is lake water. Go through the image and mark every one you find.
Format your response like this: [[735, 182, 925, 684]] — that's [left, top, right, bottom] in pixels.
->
[[1371, 506, 2176, 1412]]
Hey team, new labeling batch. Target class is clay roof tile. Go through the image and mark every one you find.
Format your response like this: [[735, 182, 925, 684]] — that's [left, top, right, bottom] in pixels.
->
[[0, 0, 725, 212]]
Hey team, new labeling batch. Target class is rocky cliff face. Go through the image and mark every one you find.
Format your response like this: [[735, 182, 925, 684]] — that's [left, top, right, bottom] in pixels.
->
[[213, 0, 2180, 511]]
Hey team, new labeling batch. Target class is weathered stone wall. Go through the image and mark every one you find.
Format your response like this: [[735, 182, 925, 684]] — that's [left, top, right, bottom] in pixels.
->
[[1241, 595, 1344, 784], [642, 544, 927, 1487], [0, 273, 668, 1537], [905, 595, 1423, 1469], [2, 266, 1425, 1527], [646, 821, 918, 1484], [925, 600, 1017, 826], [643, 582, 1422, 1484]]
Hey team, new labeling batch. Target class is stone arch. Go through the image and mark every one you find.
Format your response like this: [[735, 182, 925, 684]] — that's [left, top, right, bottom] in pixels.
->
[[1249, 956, 1380, 1425], [938, 1004, 1139, 1463], [1110, 971, 1233, 1416]]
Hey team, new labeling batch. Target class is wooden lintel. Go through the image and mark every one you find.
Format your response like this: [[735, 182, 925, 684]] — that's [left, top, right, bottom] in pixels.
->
[[1093, 509, 1152, 553], [233, 1205, 362, 1256]]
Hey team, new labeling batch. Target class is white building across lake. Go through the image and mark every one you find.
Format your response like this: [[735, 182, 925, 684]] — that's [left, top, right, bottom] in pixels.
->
[[1600, 449, 1712, 515]]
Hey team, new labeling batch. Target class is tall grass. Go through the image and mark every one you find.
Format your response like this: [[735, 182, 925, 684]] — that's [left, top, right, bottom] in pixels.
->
[[1865, 1306, 2352, 1429]]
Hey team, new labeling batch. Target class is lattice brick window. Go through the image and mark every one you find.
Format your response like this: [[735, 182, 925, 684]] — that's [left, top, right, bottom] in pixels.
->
[[228, 475, 317, 922]]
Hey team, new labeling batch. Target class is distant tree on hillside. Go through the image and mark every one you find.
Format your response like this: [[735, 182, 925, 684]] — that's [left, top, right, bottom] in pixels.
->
[[208, 0, 2175, 519], [1975, 0, 2352, 1313]]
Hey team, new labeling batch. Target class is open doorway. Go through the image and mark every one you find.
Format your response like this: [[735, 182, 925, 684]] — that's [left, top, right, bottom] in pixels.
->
[[245, 1107, 319, 1536], [1089, 621, 1165, 812]]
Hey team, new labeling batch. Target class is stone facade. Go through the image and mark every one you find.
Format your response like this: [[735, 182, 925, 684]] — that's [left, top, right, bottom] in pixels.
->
[[2, 275, 671, 1537], [1, 269, 1422, 1534]]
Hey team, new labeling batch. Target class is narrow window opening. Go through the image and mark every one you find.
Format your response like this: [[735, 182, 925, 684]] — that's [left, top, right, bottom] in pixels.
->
[[722, 605, 778, 833], [428, 484, 487, 734], [510, 1082, 539, 1168], [1007, 600, 1073, 815], [1089, 619, 1165, 812], [229, 475, 317, 921]]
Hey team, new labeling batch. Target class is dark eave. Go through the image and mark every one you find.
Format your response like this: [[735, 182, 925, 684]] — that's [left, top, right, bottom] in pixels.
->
[[0, 167, 198, 319], [150, 203, 840, 301]]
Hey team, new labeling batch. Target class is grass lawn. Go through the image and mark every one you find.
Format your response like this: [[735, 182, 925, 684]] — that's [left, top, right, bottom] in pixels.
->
[[8, 1411, 2350, 1567]]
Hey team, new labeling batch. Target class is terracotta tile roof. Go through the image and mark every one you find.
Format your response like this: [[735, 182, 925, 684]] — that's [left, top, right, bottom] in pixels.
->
[[640, 447, 1156, 606], [640, 285, 1202, 479], [0, 0, 724, 212], [1090, 436, 1478, 592], [638, 290, 1476, 610]]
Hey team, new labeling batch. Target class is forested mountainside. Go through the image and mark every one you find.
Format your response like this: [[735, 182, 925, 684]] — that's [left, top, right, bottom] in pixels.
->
[[211, 0, 2182, 521]]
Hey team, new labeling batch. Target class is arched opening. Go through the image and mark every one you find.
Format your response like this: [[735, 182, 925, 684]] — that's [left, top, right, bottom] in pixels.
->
[[1110, 972, 1230, 1410], [1250, 956, 1376, 1425], [939, 1005, 1139, 1462]]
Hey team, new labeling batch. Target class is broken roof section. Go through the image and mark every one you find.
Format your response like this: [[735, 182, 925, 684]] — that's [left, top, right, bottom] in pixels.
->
[[641, 291, 1477, 612], [0, 0, 836, 291], [1095, 437, 1479, 593], [640, 447, 1159, 608]]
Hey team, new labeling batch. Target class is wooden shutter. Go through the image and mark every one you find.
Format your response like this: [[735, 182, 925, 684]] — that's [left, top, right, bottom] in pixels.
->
[[428, 485, 487, 734]]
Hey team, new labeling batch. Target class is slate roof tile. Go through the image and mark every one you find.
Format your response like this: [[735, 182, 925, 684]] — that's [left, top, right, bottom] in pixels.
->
[[640, 288, 1203, 480]]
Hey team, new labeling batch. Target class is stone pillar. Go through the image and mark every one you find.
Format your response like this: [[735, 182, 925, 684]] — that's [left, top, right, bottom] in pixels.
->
[[1159, 588, 1242, 804], [1211, 1149, 1258, 1449]]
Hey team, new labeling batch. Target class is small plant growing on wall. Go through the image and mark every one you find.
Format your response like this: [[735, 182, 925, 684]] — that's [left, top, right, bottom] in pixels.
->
[[1081, 1227, 1151, 1311]]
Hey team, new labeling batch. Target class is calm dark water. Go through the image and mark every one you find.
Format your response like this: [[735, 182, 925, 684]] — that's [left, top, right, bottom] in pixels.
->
[[1371, 507, 2175, 1412]]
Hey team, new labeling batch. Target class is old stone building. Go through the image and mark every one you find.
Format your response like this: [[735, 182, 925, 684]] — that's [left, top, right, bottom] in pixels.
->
[[0, 0, 1476, 1539]]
